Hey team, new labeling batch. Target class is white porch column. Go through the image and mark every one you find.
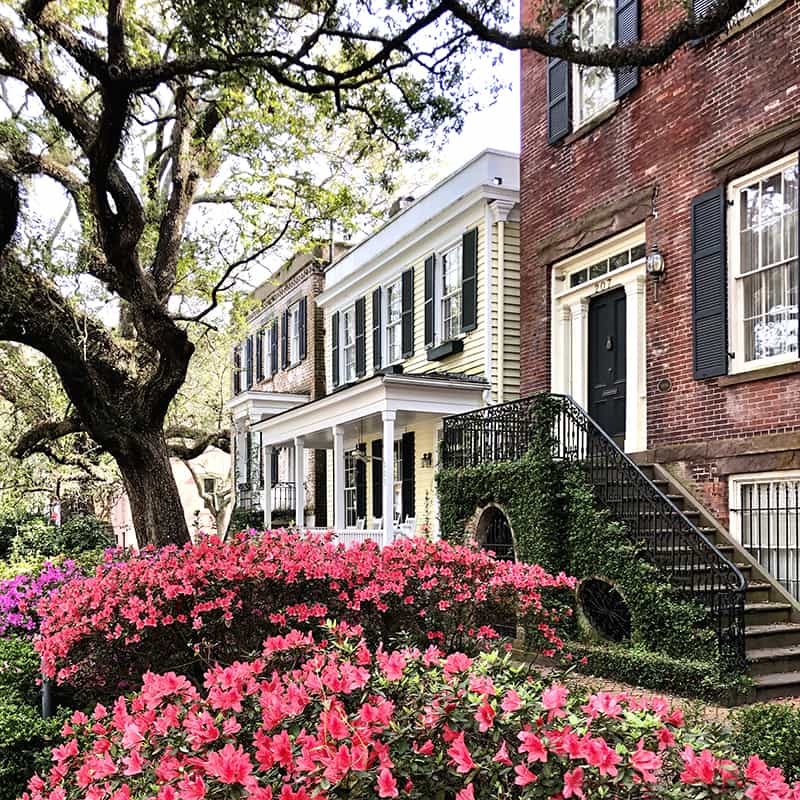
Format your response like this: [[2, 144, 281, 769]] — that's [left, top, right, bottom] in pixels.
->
[[569, 299, 590, 409], [381, 411, 396, 547], [294, 436, 304, 528], [262, 444, 273, 530], [332, 426, 345, 530], [624, 275, 647, 452]]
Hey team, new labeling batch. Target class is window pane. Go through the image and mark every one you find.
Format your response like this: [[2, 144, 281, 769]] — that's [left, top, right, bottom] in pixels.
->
[[760, 173, 783, 268], [609, 250, 630, 271], [630, 243, 646, 261], [589, 260, 608, 279], [783, 165, 798, 261], [739, 184, 760, 274], [570, 269, 588, 288]]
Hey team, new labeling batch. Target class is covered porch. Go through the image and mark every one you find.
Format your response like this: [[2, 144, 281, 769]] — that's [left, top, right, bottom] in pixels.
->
[[252, 372, 488, 545]]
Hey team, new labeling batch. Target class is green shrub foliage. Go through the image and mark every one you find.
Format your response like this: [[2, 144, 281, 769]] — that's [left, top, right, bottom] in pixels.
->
[[0, 637, 66, 800], [730, 703, 800, 781], [10, 514, 112, 561]]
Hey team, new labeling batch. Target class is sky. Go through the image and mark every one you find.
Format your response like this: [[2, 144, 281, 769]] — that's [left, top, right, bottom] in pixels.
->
[[439, 50, 521, 173]]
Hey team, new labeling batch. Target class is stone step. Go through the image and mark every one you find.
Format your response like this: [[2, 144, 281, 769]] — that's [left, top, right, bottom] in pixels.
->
[[745, 602, 793, 627], [745, 622, 800, 649], [747, 644, 800, 676], [692, 582, 771, 603], [752, 670, 800, 701]]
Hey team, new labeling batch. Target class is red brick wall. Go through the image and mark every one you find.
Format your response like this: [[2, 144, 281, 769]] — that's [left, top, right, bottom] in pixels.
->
[[249, 267, 326, 401], [520, 0, 800, 452]]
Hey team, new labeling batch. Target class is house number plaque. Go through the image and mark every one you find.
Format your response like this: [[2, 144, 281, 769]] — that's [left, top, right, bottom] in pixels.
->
[[593, 279, 612, 294]]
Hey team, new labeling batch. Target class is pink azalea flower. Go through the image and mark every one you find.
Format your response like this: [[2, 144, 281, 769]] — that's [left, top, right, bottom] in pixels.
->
[[514, 763, 538, 786], [493, 741, 512, 766], [377, 768, 399, 798], [474, 700, 496, 732], [456, 784, 475, 800], [518, 731, 548, 764], [501, 689, 522, 713], [630, 739, 662, 784], [205, 743, 253, 785], [563, 767, 584, 799], [447, 732, 476, 774]]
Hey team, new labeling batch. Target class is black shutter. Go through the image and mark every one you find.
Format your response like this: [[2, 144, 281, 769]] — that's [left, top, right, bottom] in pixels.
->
[[331, 311, 340, 387], [281, 310, 289, 369], [245, 432, 253, 484], [298, 297, 307, 362], [615, 0, 639, 99], [270, 448, 279, 484], [692, 0, 716, 16], [233, 347, 241, 394], [245, 335, 254, 389], [401, 268, 414, 358], [461, 228, 478, 332], [372, 287, 382, 371], [257, 433, 264, 489], [547, 17, 571, 144], [270, 320, 278, 376], [256, 329, 265, 382], [372, 439, 383, 518], [691, 186, 728, 379], [424, 255, 436, 350], [355, 296, 366, 378], [401, 432, 415, 519], [355, 443, 367, 519]]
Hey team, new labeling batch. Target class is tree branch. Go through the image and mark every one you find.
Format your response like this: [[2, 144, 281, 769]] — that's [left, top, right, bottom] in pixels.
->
[[12, 415, 85, 459]]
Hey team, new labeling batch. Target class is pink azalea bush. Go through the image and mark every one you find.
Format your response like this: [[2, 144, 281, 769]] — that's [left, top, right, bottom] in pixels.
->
[[22, 621, 800, 800], [35, 532, 575, 694]]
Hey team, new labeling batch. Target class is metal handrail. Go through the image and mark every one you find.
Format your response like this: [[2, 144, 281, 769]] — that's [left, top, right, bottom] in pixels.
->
[[441, 392, 747, 668]]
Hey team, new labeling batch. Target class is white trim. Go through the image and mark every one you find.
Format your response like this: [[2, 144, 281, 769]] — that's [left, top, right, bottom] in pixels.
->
[[726, 152, 799, 375], [550, 225, 648, 452], [484, 204, 494, 403], [253, 374, 487, 447], [438, 239, 462, 344], [341, 304, 357, 385], [320, 150, 519, 306], [225, 390, 310, 425]]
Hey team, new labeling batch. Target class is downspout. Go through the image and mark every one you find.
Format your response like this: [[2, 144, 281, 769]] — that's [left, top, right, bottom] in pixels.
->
[[483, 204, 494, 405], [497, 218, 505, 405]]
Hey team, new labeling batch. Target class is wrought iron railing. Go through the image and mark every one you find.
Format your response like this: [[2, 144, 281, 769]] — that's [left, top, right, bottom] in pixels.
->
[[236, 482, 296, 513], [442, 393, 747, 668]]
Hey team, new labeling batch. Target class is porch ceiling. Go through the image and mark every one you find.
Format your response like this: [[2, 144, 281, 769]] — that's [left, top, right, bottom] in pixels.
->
[[251, 372, 488, 448]]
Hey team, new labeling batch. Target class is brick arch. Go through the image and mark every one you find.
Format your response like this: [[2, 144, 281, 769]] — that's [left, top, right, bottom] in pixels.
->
[[465, 502, 517, 562]]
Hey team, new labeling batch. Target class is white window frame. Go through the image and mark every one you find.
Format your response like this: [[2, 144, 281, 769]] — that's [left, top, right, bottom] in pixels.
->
[[384, 277, 403, 365], [438, 241, 462, 345], [263, 323, 274, 376], [341, 305, 357, 384], [572, 0, 617, 128], [727, 153, 799, 375], [344, 453, 357, 528], [287, 301, 301, 366]]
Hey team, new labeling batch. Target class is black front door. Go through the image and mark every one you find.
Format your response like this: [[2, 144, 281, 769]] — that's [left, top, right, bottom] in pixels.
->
[[588, 287, 627, 443]]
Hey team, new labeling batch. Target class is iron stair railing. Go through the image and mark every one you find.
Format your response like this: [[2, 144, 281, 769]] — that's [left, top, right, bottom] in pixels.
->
[[441, 393, 747, 668]]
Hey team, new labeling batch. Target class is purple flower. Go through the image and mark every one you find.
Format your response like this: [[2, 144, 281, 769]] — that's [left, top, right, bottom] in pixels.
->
[[0, 560, 82, 638]]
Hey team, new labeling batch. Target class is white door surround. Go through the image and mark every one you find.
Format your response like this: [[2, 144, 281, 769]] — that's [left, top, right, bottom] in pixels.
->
[[550, 226, 647, 453]]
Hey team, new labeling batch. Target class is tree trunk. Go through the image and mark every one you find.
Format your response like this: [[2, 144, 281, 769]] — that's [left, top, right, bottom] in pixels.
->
[[115, 430, 191, 547]]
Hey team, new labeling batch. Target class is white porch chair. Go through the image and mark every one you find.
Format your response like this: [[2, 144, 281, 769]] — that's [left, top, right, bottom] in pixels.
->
[[355, 517, 366, 530], [399, 516, 416, 537], [371, 517, 383, 530]]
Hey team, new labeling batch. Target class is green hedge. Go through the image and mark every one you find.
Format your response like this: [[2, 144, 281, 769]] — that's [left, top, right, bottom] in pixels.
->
[[729, 703, 800, 780], [436, 395, 742, 698]]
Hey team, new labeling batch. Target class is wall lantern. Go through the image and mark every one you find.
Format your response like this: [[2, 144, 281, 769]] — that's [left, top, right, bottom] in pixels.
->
[[645, 244, 665, 280], [645, 244, 666, 299], [421, 452, 433, 468]]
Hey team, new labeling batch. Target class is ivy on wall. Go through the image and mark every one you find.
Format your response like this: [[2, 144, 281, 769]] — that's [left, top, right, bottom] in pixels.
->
[[436, 409, 749, 699]]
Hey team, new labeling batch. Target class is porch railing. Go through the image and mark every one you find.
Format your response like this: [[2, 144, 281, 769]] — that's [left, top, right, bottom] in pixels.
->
[[442, 393, 747, 669], [304, 528, 384, 548], [236, 482, 296, 514]]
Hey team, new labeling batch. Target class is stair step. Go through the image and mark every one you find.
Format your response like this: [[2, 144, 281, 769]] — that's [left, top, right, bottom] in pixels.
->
[[747, 644, 800, 676], [692, 582, 771, 601], [746, 622, 800, 648], [752, 670, 800, 700], [745, 602, 793, 626]]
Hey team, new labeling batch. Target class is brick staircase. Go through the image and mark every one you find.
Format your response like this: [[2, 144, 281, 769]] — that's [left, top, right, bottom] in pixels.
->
[[635, 462, 800, 701]]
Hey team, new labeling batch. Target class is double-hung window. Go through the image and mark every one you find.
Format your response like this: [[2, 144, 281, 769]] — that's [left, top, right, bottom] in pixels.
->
[[344, 453, 357, 528], [573, 0, 616, 127], [729, 156, 798, 371], [440, 243, 462, 343], [288, 302, 301, 365], [385, 278, 403, 365], [342, 306, 357, 383]]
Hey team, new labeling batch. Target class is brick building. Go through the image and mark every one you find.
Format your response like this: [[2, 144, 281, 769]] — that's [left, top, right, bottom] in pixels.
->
[[520, 0, 799, 582], [227, 246, 346, 526]]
